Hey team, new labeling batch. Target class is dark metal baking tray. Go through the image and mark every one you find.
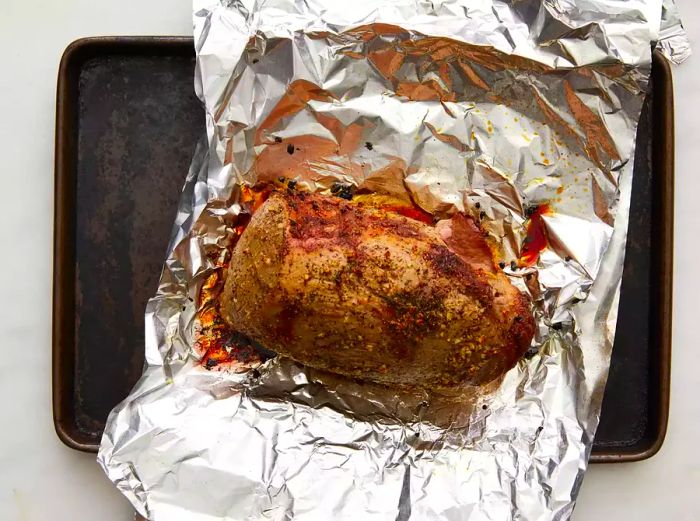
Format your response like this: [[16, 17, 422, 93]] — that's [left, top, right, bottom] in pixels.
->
[[53, 37, 673, 462]]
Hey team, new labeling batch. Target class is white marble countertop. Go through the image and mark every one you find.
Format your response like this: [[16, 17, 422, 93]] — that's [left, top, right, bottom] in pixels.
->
[[0, 0, 697, 519]]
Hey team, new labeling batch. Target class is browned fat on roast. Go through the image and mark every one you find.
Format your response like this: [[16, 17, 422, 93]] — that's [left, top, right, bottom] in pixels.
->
[[220, 191, 534, 388]]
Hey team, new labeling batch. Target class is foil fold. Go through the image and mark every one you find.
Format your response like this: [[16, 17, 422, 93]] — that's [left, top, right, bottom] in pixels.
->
[[98, 1, 688, 520], [658, 0, 692, 65]]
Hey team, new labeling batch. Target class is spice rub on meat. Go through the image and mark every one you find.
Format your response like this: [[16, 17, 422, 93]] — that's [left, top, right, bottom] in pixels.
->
[[220, 191, 534, 387]]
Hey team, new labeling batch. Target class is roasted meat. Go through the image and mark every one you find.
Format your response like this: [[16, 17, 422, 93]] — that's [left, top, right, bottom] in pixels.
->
[[220, 191, 534, 387]]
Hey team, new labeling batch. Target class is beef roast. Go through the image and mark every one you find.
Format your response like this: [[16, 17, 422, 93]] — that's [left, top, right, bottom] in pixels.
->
[[220, 191, 534, 387]]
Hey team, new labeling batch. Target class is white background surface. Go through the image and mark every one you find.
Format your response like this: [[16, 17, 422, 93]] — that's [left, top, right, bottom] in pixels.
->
[[0, 0, 698, 519]]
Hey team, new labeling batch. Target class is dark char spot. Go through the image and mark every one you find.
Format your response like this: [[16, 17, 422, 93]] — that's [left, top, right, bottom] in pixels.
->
[[330, 182, 355, 200], [525, 205, 538, 218], [524, 347, 539, 359]]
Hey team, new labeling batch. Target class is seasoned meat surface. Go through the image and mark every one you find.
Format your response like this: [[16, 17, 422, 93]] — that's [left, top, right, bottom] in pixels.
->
[[221, 191, 534, 387]]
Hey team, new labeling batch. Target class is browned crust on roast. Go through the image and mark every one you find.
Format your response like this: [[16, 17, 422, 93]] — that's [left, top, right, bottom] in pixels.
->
[[221, 191, 535, 388]]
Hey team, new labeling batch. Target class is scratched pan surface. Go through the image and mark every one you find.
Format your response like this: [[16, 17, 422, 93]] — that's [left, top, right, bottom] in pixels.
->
[[53, 37, 673, 462]]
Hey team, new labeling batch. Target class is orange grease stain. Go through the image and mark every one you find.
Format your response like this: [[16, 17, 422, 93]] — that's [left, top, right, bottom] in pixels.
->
[[383, 204, 434, 224], [520, 203, 551, 266], [196, 270, 265, 371], [240, 185, 273, 214], [195, 185, 276, 371]]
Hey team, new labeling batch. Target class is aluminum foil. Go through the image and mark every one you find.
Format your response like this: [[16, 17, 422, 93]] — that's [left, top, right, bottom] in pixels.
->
[[99, 1, 688, 519], [659, 0, 692, 65]]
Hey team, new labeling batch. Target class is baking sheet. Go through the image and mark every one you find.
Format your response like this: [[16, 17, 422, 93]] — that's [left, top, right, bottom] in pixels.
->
[[52, 37, 672, 462]]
